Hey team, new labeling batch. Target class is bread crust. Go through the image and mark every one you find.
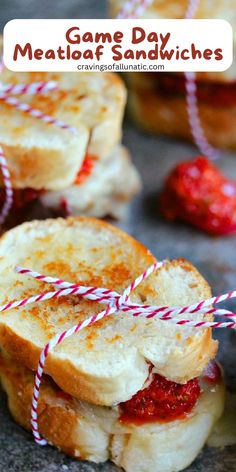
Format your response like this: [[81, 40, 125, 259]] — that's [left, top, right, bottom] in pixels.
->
[[0, 352, 225, 471], [0, 351, 107, 460], [0, 217, 217, 405], [128, 80, 236, 150], [0, 69, 126, 190]]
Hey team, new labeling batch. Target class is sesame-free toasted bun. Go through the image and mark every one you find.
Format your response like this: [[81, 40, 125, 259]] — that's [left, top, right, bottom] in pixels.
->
[[0, 351, 225, 471], [0, 217, 217, 405], [0, 67, 126, 190], [40, 145, 142, 218], [127, 75, 236, 150]]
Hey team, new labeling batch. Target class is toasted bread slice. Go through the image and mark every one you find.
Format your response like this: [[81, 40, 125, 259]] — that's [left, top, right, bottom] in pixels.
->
[[0, 68, 126, 190], [40, 145, 141, 218], [0, 351, 225, 471], [126, 74, 236, 150], [0, 217, 217, 405]]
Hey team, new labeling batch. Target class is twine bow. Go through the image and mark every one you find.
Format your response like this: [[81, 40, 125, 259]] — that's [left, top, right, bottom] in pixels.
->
[[0, 2, 229, 445], [0, 259, 232, 444]]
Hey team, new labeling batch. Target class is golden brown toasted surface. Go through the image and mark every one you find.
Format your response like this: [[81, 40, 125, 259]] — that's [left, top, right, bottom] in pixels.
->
[[0, 351, 90, 459], [0, 67, 126, 189], [0, 217, 217, 405], [128, 80, 236, 150]]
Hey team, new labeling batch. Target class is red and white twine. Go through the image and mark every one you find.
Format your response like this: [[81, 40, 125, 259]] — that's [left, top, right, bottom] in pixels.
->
[[0, 0, 219, 223], [0, 58, 14, 223], [184, 0, 199, 20], [0, 94, 77, 134], [0, 73, 74, 222], [117, 0, 219, 159], [0, 259, 234, 444], [0, 80, 58, 96], [184, 0, 219, 160], [0, 147, 13, 224], [0, 76, 76, 222], [117, 0, 153, 19], [185, 71, 219, 160], [0, 2, 228, 446], [12, 263, 236, 329]]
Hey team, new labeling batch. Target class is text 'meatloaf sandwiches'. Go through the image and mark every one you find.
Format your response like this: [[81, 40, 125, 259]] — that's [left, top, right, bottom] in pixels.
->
[[109, 0, 236, 150], [0, 217, 225, 472], [0, 65, 141, 221]]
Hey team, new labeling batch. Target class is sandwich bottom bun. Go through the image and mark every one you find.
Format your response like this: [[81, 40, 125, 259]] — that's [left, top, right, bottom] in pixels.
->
[[128, 76, 236, 151], [40, 145, 141, 219], [0, 352, 225, 472]]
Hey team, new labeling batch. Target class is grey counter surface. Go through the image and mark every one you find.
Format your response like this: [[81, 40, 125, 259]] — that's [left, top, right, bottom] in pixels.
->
[[0, 1, 235, 471]]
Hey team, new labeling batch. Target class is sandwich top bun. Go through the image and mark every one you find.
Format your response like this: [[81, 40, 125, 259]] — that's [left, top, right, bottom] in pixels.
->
[[0, 217, 217, 405], [109, 0, 236, 82], [0, 66, 126, 190], [0, 350, 225, 472]]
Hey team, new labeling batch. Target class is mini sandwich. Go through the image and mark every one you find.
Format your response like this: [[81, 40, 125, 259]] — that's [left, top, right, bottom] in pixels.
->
[[0, 217, 224, 472], [109, 0, 236, 150], [0, 65, 141, 220]]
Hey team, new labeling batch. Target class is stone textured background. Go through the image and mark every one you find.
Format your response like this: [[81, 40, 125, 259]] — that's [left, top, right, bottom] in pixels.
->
[[0, 1, 235, 471]]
